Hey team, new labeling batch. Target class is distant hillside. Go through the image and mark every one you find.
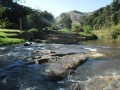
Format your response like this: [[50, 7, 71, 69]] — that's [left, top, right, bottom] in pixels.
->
[[56, 10, 92, 25], [84, 0, 120, 29]]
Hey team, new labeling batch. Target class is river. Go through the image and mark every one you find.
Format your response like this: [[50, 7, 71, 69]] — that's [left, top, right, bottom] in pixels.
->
[[0, 40, 120, 90]]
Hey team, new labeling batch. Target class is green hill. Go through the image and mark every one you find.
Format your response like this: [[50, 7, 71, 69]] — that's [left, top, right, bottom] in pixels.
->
[[84, 0, 120, 30]]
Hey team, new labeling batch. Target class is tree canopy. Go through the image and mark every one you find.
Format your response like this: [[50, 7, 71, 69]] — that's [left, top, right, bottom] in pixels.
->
[[57, 13, 72, 29], [0, 0, 54, 30], [83, 0, 120, 30]]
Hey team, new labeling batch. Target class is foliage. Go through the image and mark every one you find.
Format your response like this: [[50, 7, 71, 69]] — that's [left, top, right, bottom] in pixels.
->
[[83, 25, 92, 36], [28, 28, 38, 33], [26, 10, 54, 30], [0, 0, 54, 30], [0, 32, 17, 38], [59, 28, 73, 34], [0, 38, 25, 45], [0, 28, 25, 45], [92, 30, 110, 39], [110, 25, 120, 39], [57, 13, 72, 29], [0, 18, 11, 28], [72, 24, 82, 34], [0, 29, 21, 33], [0, 4, 5, 16], [27, 28, 39, 40], [84, 0, 120, 30]]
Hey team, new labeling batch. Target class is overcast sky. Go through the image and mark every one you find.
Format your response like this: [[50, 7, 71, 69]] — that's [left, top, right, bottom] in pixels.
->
[[20, 0, 113, 17]]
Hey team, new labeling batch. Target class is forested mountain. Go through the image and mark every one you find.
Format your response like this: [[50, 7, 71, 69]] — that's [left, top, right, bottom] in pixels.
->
[[84, 0, 120, 30], [56, 0, 120, 30], [66, 10, 91, 25], [0, 0, 54, 30], [56, 10, 92, 26]]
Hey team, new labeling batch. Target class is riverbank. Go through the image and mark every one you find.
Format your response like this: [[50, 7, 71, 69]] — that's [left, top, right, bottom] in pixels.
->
[[35, 30, 98, 44], [0, 29, 25, 46], [0, 28, 98, 45]]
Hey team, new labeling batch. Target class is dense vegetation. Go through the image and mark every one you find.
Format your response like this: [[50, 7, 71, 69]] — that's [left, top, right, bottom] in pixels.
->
[[84, 0, 120, 30], [0, 29, 25, 45], [0, 0, 54, 30], [56, 0, 120, 40], [0, 0, 55, 45]]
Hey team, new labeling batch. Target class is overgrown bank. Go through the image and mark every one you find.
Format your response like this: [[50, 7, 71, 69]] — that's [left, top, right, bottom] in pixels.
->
[[0, 29, 25, 46], [92, 25, 120, 40]]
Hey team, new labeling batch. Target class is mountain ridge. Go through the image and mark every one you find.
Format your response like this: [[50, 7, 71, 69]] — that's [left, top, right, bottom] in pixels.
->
[[56, 10, 93, 25]]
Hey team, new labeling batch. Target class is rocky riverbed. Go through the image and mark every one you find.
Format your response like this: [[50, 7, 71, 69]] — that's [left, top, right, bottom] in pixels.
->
[[0, 42, 120, 90]]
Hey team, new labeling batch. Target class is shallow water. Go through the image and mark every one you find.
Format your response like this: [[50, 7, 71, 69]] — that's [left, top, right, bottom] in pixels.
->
[[0, 40, 120, 90]]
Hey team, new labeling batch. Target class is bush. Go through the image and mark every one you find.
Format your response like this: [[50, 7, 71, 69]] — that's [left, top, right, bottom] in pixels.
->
[[110, 25, 120, 39], [28, 28, 39, 40], [28, 28, 38, 33], [59, 28, 73, 34], [83, 25, 92, 36], [72, 24, 83, 34]]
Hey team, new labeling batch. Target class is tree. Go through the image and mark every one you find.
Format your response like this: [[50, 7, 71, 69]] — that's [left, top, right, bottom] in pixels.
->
[[0, 4, 5, 16], [83, 0, 120, 30], [72, 24, 82, 34], [58, 13, 72, 29], [0, 0, 54, 29], [26, 10, 54, 30], [83, 25, 92, 36]]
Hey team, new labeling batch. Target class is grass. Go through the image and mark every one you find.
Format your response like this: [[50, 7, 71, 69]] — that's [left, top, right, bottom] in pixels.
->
[[92, 30, 110, 39], [92, 25, 120, 40], [0, 28, 25, 45], [0, 32, 18, 38], [0, 29, 21, 33], [0, 38, 25, 45], [55, 28, 98, 40], [58, 28, 75, 34]]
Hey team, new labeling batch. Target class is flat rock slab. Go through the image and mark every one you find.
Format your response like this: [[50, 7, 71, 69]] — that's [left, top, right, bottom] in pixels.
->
[[43, 53, 87, 81], [19, 49, 105, 81]]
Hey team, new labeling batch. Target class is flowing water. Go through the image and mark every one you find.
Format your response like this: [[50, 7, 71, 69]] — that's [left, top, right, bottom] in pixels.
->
[[0, 40, 120, 90]]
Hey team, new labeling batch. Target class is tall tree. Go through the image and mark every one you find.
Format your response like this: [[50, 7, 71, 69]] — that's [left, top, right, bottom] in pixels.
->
[[58, 13, 72, 28]]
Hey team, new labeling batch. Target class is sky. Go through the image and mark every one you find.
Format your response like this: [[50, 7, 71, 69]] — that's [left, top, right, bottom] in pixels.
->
[[20, 0, 113, 17]]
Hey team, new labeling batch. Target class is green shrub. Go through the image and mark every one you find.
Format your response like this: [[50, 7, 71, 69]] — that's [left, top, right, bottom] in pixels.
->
[[83, 25, 92, 36], [110, 25, 120, 39], [0, 38, 25, 45], [59, 28, 73, 34], [0, 32, 17, 38], [28, 28, 39, 40], [28, 28, 38, 33], [72, 24, 82, 34]]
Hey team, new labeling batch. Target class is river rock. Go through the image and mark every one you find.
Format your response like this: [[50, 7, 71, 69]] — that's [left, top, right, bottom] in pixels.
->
[[24, 42, 32, 46], [72, 83, 82, 90], [42, 53, 87, 81], [79, 75, 120, 90]]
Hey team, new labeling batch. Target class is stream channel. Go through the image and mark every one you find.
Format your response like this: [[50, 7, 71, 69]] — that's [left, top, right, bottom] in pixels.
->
[[0, 40, 120, 90]]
